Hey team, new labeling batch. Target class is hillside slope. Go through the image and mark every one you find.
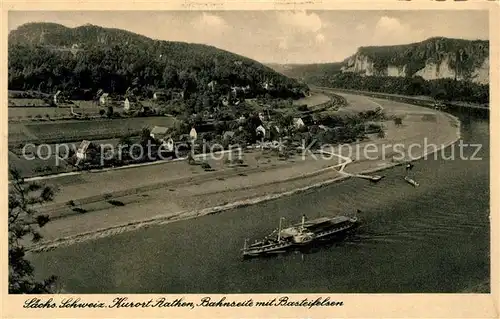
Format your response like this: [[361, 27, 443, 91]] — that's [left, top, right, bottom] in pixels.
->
[[8, 22, 306, 98], [267, 63, 343, 82]]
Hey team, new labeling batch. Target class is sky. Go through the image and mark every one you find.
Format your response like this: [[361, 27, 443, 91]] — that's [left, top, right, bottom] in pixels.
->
[[8, 10, 489, 64]]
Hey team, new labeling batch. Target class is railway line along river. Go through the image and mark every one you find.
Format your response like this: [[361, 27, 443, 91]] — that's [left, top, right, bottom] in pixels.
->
[[29, 100, 490, 293]]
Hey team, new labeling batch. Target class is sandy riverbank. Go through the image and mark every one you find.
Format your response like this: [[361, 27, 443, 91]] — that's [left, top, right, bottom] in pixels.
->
[[26, 92, 461, 252]]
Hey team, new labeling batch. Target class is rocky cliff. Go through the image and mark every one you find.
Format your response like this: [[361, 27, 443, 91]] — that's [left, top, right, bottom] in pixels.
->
[[341, 37, 489, 84]]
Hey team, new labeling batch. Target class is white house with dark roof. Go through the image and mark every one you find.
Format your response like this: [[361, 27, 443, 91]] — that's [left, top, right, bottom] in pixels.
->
[[76, 140, 91, 160], [124, 98, 130, 111], [53, 90, 61, 106], [189, 127, 198, 141], [256, 125, 266, 139], [293, 117, 306, 129], [99, 93, 109, 106], [223, 131, 235, 140]]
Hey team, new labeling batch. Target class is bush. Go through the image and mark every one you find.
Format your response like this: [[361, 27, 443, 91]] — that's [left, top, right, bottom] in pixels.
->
[[297, 104, 309, 112], [106, 106, 114, 118], [201, 162, 211, 170], [187, 153, 196, 165]]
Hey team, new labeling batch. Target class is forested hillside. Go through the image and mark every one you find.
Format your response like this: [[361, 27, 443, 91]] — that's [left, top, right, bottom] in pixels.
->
[[8, 23, 307, 99]]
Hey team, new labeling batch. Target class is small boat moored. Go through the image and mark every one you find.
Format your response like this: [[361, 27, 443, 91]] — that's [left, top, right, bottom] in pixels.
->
[[404, 175, 420, 187]]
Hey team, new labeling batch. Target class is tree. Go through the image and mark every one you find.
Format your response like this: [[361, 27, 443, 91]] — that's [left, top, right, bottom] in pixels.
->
[[99, 109, 106, 116], [9, 168, 57, 293], [394, 117, 403, 126]]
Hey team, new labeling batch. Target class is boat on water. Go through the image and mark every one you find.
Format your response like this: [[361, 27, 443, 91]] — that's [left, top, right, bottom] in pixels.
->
[[241, 213, 359, 258], [404, 175, 420, 187]]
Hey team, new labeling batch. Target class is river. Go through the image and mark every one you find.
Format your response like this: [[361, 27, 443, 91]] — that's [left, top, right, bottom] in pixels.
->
[[30, 108, 490, 293]]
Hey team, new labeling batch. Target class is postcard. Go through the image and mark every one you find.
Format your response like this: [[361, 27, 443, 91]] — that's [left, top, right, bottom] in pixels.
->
[[2, 0, 498, 318]]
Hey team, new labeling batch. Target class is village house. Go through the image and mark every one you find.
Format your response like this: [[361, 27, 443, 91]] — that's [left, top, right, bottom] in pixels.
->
[[293, 117, 306, 129], [99, 93, 109, 106], [76, 140, 91, 160], [189, 127, 198, 141], [160, 137, 175, 152], [124, 98, 130, 112], [150, 126, 174, 152], [150, 126, 169, 140], [231, 85, 251, 97], [256, 125, 266, 140], [153, 91, 167, 100], [172, 90, 185, 100], [262, 81, 274, 90], [230, 86, 240, 96], [318, 125, 331, 131], [208, 80, 217, 92], [70, 44, 80, 57], [53, 90, 61, 106], [223, 131, 235, 141]]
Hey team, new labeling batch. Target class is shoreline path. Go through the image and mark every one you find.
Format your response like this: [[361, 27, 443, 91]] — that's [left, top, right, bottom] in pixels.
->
[[25, 91, 461, 252]]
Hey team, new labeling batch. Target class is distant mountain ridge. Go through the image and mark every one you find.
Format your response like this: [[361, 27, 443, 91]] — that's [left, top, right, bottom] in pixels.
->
[[269, 37, 489, 85]]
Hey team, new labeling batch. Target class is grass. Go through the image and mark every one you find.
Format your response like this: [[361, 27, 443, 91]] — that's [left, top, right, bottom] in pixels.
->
[[8, 98, 50, 107], [293, 93, 331, 107]]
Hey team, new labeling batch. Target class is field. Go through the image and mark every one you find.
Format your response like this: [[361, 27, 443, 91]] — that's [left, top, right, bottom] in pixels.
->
[[8, 99, 106, 121], [8, 116, 177, 146]]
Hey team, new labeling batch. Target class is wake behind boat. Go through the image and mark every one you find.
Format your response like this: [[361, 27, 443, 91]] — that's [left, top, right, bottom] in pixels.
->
[[242, 212, 359, 258]]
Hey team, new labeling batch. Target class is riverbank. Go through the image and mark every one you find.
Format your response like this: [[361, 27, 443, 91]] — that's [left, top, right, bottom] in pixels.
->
[[27, 92, 461, 252]]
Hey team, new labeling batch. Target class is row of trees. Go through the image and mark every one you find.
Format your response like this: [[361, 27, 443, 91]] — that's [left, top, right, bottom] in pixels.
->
[[317, 73, 489, 105]]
